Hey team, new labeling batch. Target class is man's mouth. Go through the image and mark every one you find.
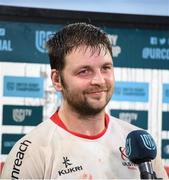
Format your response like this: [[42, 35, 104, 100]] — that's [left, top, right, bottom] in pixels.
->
[[86, 89, 107, 94], [89, 91, 105, 93], [87, 90, 107, 96]]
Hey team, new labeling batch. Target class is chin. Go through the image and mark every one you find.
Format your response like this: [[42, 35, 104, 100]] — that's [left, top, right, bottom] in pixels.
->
[[88, 100, 107, 108], [89, 104, 107, 112]]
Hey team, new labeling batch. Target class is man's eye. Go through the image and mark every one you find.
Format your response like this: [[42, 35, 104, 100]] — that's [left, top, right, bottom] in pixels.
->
[[102, 66, 112, 71], [78, 69, 89, 75]]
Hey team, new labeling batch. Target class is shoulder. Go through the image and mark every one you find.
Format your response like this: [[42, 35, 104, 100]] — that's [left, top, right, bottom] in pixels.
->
[[1, 119, 57, 179], [108, 115, 141, 133], [9, 119, 57, 155], [20, 118, 57, 146]]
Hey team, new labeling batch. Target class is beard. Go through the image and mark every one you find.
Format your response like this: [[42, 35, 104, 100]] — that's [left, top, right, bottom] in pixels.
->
[[60, 76, 113, 116]]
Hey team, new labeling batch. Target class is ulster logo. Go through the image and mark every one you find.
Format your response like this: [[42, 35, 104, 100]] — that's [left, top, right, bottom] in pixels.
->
[[35, 30, 54, 53], [119, 147, 128, 161], [58, 157, 83, 176], [119, 147, 137, 170]]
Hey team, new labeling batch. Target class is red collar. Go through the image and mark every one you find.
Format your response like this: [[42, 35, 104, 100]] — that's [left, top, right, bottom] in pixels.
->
[[50, 111, 109, 140]]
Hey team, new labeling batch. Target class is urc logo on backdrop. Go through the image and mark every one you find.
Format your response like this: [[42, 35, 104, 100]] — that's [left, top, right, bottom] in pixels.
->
[[13, 109, 32, 123], [35, 30, 55, 53]]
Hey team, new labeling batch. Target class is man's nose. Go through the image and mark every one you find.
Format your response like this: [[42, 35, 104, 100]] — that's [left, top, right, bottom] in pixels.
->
[[90, 71, 105, 85]]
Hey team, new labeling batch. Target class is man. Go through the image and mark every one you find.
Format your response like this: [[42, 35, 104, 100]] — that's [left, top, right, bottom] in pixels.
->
[[1, 23, 168, 179]]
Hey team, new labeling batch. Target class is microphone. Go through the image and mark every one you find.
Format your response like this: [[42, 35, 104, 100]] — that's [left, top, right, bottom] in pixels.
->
[[125, 130, 158, 179]]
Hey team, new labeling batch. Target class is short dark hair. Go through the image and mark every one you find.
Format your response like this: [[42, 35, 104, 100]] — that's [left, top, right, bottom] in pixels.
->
[[46, 22, 112, 70]]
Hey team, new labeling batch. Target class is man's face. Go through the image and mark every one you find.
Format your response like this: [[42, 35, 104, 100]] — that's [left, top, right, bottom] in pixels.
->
[[60, 46, 115, 116]]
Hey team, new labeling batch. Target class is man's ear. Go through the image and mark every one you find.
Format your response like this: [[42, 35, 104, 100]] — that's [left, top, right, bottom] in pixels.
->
[[51, 69, 62, 91]]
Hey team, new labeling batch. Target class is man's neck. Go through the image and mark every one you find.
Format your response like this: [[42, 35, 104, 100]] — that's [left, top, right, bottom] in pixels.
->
[[58, 105, 106, 136]]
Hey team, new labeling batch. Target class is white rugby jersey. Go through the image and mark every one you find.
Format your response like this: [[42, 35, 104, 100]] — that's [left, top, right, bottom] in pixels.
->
[[1, 111, 167, 179]]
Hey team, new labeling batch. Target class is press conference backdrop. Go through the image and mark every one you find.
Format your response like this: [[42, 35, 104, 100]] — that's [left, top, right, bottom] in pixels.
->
[[0, 6, 169, 172]]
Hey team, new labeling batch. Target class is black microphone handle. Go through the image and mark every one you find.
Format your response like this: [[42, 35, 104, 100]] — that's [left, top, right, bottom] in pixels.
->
[[138, 161, 155, 179]]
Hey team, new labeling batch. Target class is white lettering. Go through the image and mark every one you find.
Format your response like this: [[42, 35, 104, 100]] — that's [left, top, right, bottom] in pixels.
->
[[0, 40, 13, 51], [142, 47, 169, 60], [0, 28, 5, 36], [108, 34, 121, 58]]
